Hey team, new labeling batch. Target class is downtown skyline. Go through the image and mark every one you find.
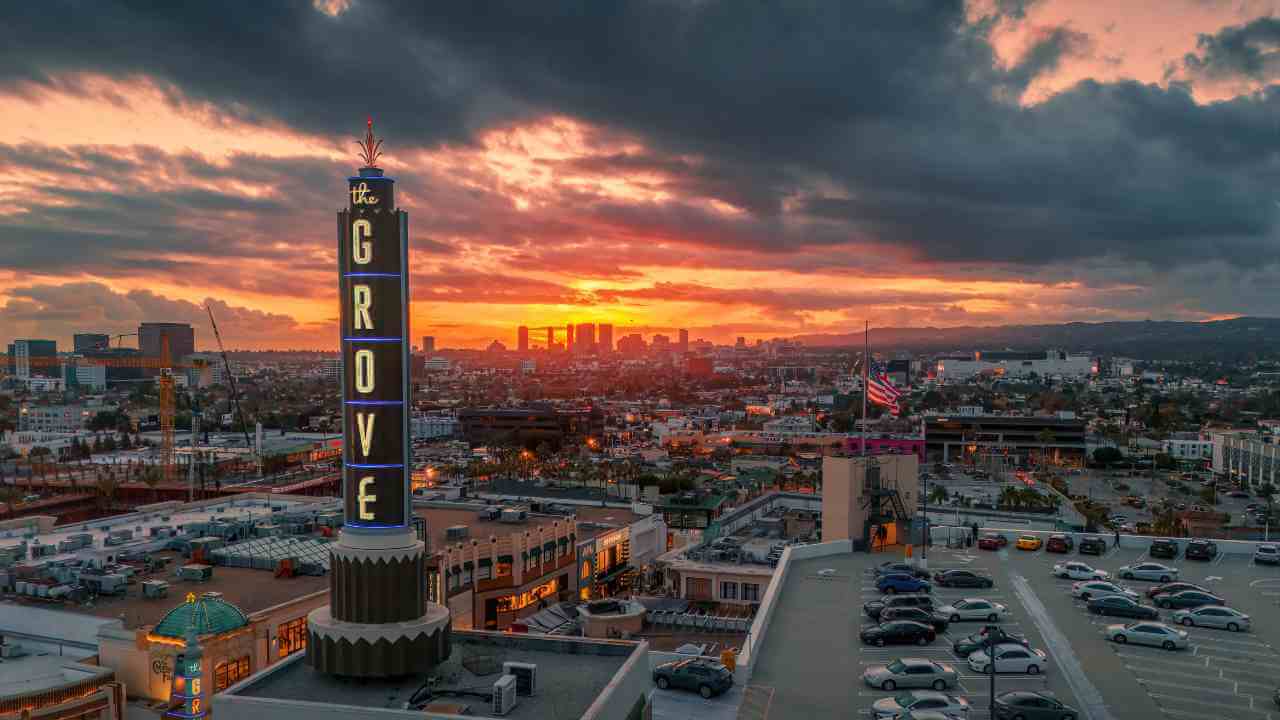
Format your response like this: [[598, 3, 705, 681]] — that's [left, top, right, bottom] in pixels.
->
[[4, 1, 1280, 351]]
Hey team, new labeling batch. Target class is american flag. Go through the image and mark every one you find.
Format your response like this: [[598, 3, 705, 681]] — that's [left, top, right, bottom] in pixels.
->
[[866, 362, 902, 416]]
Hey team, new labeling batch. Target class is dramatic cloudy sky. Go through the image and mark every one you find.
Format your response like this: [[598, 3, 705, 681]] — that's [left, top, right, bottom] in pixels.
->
[[2, 0, 1280, 350]]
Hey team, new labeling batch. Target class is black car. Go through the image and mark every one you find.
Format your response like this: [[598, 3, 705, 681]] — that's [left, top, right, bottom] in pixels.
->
[[953, 626, 1028, 656], [1185, 540, 1218, 561], [652, 658, 734, 698], [880, 606, 950, 632], [875, 561, 930, 579], [994, 690, 1079, 720], [861, 620, 937, 647], [1078, 537, 1107, 555], [1154, 590, 1224, 609], [933, 569, 995, 589], [1087, 595, 1160, 620], [1149, 539, 1179, 559], [865, 593, 935, 620]]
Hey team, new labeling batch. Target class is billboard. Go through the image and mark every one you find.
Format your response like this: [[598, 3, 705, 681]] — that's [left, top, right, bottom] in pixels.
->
[[338, 172, 409, 528]]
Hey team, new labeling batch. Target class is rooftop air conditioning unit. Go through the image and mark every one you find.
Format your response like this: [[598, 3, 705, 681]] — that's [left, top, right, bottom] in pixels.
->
[[502, 662, 537, 696], [492, 674, 518, 716]]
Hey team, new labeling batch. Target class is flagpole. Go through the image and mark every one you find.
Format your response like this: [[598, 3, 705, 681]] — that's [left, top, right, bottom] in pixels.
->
[[861, 320, 868, 456]]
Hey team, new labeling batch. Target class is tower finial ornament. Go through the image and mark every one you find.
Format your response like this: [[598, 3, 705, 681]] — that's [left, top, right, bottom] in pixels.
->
[[356, 116, 384, 168]]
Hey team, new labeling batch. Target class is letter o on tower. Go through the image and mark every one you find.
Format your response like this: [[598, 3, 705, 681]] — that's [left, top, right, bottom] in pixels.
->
[[354, 349, 375, 394]]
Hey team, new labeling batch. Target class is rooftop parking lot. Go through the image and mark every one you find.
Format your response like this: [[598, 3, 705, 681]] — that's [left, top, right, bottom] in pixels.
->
[[751, 535, 1280, 720]]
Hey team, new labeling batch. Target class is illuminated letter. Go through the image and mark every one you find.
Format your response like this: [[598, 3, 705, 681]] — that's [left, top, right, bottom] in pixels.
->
[[191, 679, 201, 695], [353, 284, 373, 330], [358, 476, 377, 520], [356, 412, 375, 457], [354, 349, 375, 393], [352, 219, 373, 264], [192, 699, 202, 714]]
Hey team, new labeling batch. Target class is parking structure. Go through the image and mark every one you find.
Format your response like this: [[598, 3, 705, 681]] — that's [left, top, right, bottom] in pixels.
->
[[856, 553, 1079, 719], [940, 532, 1280, 720]]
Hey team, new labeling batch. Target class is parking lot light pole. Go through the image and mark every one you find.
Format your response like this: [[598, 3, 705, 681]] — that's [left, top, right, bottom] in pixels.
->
[[987, 624, 997, 716]]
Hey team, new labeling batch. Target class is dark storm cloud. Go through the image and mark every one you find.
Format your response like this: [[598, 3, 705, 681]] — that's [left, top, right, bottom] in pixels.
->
[[1183, 16, 1280, 82], [3, 0, 1280, 277]]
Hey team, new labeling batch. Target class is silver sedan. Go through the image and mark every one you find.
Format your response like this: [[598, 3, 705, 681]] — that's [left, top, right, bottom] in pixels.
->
[[862, 658, 960, 691], [1071, 581, 1139, 602], [871, 690, 971, 719], [1171, 606, 1251, 632], [1106, 622, 1189, 650], [1116, 562, 1179, 583], [937, 598, 1007, 622]]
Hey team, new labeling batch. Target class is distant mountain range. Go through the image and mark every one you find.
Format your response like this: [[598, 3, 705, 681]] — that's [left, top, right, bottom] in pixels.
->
[[791, 317, 1280, 360]]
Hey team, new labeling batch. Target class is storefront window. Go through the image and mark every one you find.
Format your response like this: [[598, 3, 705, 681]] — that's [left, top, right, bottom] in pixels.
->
[[214, 656, 251, 691], [277, 616, 307, 658], [581, 560, 592, 581], [494, 577, 560, 613]]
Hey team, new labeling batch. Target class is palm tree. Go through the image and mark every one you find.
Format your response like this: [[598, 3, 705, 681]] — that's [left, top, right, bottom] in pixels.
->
[[1257, 483, 1276, 534], [1036, 428, 1055, 471]]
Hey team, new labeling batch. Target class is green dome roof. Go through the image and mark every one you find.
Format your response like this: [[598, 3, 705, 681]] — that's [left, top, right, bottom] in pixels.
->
[[153, 593, 249, 639]]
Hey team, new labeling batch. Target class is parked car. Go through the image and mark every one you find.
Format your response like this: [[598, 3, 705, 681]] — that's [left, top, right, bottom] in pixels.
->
[[862, 658, 959, 691], [861, 621, 938, 647], [872, 690, 970, 718], [1045, 534, 1074, 553], [1087, 595, 1159, 620], [967, 643, 1049, 675], [1228, 490, 1250, 498], [877, 561, 931, 578], [652, 658, 734, 698], [1146, 582, 1209, 599], [1256, 544, 1280, 565], [937, 598, 1007, 623], [1078, 536, 1108, 555], [978, 534, 1007, 551], [933, 569, 994, 589], [993, 690, 1079, 720], [1015, 535, 1043, 551], [953, 627, 1027, 656], [879, 573, 933, 594], [1117, 562, 1179, 583], [1152, 589, 1224, 609], [865, 594, 934, 620], [1171, 606, 1251, 632], [880, 606, 951, 633], [1185, 540, 1219, 561], [1106, 622, 1189, 650], [1071, 581, 1139, 602], [1053, 562, 1108, 581], [1148, 539, 1179, 559]]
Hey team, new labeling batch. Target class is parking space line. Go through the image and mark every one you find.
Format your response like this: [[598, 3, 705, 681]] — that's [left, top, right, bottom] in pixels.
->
[[1112, 649, 1208, 668], [1213, 553, 1226, 566], [1139, 678, 1254, 703], [1147, 696, 1271, 718]]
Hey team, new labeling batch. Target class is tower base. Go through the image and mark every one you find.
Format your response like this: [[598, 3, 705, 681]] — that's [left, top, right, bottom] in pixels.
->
[[306, 604, 451, 677]]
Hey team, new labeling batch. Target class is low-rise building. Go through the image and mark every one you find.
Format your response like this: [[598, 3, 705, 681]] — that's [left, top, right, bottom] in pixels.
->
[[18, 404, 93, 433], [1212, 431, 1280, 490], [1162, 432, 1213, 462]]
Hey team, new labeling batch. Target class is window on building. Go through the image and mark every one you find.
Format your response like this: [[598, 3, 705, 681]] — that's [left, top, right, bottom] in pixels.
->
[[277, 616, 307, 658], [742, 583, 760, 602], [720, 581, 738, 600], [214, 656, 251, 691], [581, 560, 592, 581], [497, 560, 512, 577]]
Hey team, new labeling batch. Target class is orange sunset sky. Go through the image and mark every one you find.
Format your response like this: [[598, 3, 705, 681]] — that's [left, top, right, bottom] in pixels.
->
[[2, 0, 1279, 350]]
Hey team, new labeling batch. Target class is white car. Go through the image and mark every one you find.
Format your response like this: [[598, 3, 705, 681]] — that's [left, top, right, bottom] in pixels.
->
[[1071, 581, 1139, 602], [1117, 563, 1179, 583], [1106, 622, 1189, 650], [1053, 562, 1109, 581], [1255, 544, 1279, 565], [967, 643, 1050, 675], [938, 598, 1007, 623]]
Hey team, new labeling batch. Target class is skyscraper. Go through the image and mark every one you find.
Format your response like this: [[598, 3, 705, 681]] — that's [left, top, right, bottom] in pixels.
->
[[11, 339, 56, 379], [566, 323, 575, 352], [517, 325, 529, 353], [678, 328, 689, 354], [422, 335, 435, 354], [598, 323, 613, 353], [576, 323, 596, 353], [73, 333, 110, 353]]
